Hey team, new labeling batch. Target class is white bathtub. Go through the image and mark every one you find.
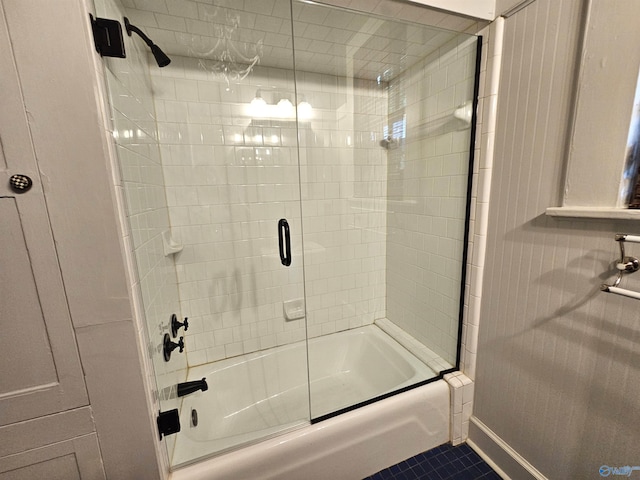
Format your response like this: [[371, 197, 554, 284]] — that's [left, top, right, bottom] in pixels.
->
[[170, 325, 450, 478]]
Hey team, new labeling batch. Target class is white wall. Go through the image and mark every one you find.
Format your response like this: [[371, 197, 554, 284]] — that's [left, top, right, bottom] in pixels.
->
[[316, 0, 485, 33], [562, 0, 640, 208], [471, 0, 640, 478], [150, 59, 387, 365], [408, 0, 495, 20], [495, 0, 528, 16]]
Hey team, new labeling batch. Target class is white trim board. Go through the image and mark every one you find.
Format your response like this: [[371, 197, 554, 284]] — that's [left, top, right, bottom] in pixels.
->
[[406, 0, 495, 20], [468, 416, 548, 480]]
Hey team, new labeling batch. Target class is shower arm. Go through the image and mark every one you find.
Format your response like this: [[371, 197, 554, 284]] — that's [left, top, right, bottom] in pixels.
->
[[124, 18, 154, 48], [124, 17, 171, 67]]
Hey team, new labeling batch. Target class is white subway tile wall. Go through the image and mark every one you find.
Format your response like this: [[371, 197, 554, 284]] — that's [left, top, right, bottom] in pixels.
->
[[386, 37, 479, 366], [460, 21, 501, 383], [151, 59, 388, 365], [444, 371, 474, 445], [298, 75, 388, 340]]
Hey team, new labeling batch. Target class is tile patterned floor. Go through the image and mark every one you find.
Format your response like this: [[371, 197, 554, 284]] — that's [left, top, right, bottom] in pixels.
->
[[364, 443, 502, 480]]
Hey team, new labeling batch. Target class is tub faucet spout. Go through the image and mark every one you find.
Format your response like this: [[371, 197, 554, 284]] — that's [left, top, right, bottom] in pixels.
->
[[177, 378, 208, 397]]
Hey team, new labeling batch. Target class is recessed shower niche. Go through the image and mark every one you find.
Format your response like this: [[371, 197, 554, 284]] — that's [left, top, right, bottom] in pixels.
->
[[95, 0, 480, 467]]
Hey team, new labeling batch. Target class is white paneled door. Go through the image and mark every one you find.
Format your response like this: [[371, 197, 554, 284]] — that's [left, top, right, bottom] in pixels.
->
[[0, 2, 88, 427]]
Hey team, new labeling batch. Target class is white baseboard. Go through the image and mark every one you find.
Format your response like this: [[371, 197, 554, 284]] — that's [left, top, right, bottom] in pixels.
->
[[468, 416, 548, 480], [467, 438, 512, 480]]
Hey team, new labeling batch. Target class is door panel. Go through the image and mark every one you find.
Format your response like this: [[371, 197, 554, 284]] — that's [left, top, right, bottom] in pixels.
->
[[0, 433, 105, 480], [1, 199, 57, 393], [0, 1, 88, 426]]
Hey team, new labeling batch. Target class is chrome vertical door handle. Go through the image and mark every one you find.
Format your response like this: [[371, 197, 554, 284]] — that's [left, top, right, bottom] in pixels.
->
[[278, 219, 291, 266]]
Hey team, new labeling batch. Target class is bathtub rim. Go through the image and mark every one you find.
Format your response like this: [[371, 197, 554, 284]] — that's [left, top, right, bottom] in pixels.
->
[[169, 378, 451, 480]]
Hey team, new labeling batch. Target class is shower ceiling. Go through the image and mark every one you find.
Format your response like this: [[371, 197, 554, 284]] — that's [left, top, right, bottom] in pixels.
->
[[120, 0, 473, 80]]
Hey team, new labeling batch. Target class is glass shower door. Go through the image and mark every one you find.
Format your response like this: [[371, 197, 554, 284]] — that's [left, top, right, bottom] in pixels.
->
[[158, 0, 312, 464], [96, 0, 311, 466], [290, 1, 480, 419]]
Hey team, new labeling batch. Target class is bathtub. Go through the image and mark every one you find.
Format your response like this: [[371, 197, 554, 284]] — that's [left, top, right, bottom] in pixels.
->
[[170, 325, 450, 479]]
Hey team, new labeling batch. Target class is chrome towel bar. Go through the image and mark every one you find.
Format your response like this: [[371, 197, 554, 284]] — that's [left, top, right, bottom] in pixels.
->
[[601, 233, 640, 299], [615, 233, 640, 243], [601, 285, 640, 300]]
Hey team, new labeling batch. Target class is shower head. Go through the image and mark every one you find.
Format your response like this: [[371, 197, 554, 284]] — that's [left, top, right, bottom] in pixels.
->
[[149, 44, 171, 68], [379, 136, 398, 150], [124, 17, 171, 67]]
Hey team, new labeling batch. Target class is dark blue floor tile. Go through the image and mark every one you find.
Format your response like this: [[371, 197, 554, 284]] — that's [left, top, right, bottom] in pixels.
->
[[452, 470, 476, 480], [476, 462, 493, 474], [434, 464, 452, 478], [458, 455, 475, 468], [442, 450, 459, 462], [467, 451, 484, 463], [471, 465, 488, 476], [481, 472, 503, 480], [406, 457, 419, 467], [456, 444, 473, 455], [430, 445, 447, 455], [413, 465, 428, 475], [363, 443, 501, 480]]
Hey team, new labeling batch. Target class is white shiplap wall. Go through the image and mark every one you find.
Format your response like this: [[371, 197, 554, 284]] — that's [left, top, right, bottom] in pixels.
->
[[471, 0, 640, 478]]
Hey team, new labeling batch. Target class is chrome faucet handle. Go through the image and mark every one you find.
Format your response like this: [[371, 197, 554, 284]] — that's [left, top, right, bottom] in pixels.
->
[[617, 256, 640, 272]]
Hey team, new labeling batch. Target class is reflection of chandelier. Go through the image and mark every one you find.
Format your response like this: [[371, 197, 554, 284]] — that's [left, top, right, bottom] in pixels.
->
[[249, 89, 313, 121], [197, 12, 263, 90]]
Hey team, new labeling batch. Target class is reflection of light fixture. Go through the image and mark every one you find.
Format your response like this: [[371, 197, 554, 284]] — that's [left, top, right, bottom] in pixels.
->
[[247, 90, 313, 120], [194, 11, 263, 90], [249, 95, 267, 117], [277, 98, 294, 117], [297, 101, 313, 120]]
